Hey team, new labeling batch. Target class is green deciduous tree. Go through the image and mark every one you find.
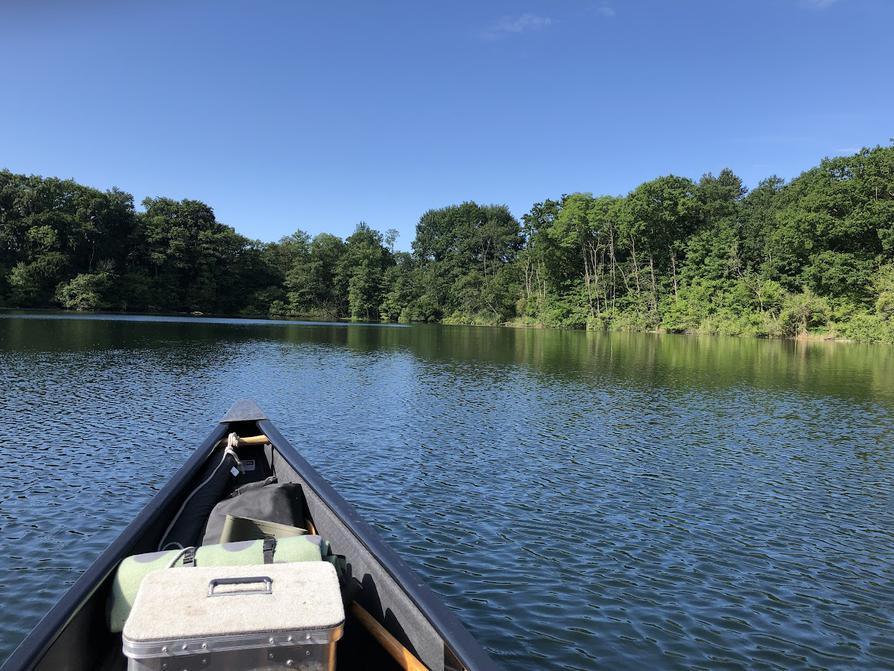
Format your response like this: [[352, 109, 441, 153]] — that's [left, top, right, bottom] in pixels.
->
[[284, 233, 345, 317], [338, 223, 393, 321], [2, 144, 894, 342], [55, 268, 114, 310], [412, 202, 522, 322]]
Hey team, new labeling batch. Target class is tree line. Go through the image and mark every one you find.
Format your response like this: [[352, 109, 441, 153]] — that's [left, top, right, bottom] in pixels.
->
[[1, 144, 893, 342]]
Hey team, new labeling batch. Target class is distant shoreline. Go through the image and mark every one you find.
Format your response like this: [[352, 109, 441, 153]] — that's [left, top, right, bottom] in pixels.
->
[[3, 145, 893, 346], [0, 307, 876, 345]]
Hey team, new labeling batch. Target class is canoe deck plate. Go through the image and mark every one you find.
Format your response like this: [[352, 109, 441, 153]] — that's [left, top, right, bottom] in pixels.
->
[[219, 399, 268, 423]]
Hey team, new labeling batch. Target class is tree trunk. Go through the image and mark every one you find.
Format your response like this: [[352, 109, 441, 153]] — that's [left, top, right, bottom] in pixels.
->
[[630, 237, 642, 293], [670, 251, 678, 299], [609, 225, 617, 311], [582, 244, 594, 314]]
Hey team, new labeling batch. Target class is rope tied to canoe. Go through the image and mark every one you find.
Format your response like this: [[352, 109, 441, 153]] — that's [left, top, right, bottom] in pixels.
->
[[224, 432, 244, 473], [156, 433, 246, 551]]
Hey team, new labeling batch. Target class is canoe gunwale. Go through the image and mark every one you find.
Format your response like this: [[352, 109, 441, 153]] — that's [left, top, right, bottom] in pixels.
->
[[0, 423, 230, 671], [258, 418, 500, 671]]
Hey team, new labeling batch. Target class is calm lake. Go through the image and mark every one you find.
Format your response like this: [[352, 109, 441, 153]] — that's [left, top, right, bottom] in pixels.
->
[[0, 313, 892, 670]]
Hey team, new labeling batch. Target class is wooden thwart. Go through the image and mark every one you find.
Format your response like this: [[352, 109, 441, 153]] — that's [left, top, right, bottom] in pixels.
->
[[235, 434, 270, 446], [233, 432, 430, 670], [351, 602, 430, 671]]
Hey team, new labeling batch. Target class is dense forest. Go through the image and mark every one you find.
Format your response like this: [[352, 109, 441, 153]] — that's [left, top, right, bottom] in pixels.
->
[[2, 144, 893, 342]]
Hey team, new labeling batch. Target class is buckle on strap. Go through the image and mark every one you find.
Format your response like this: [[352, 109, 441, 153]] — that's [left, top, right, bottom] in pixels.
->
[[181, 546, 196, 567]]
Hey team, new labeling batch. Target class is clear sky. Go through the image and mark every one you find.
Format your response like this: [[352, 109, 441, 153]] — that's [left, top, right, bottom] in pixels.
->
[[1, 0, 891, 248]]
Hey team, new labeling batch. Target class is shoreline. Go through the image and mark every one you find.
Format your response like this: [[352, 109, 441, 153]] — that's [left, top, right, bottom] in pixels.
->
[[0, 306, 877, 345]]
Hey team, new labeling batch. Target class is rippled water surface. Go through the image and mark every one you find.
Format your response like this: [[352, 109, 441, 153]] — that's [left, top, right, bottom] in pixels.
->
[[1, 313, 893, 670]]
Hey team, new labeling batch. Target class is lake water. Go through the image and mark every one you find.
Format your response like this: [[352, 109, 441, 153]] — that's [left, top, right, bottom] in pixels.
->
[[0, 313, 892, 670]]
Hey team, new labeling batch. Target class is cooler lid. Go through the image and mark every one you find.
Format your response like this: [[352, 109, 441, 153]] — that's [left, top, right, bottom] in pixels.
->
[[122, 562, 344, 658]]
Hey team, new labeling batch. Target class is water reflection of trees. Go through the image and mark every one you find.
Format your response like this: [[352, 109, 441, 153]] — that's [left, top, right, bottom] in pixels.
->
[[3, 316, 892, 405]]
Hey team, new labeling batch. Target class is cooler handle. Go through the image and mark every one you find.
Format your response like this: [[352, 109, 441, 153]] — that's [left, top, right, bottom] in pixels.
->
[[207, 575, 273, 597]]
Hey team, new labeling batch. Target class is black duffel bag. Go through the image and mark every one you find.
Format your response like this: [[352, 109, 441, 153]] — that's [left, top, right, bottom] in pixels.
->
[[201, 478, 307, 545]]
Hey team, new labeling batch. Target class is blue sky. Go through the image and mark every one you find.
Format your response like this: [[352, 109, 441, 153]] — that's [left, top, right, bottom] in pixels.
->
[[1, 0, 891, 248]]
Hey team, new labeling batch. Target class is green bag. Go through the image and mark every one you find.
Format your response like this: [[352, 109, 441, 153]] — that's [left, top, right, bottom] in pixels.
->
[[108, 535, 324, 632], [219, 515, 307, 543]]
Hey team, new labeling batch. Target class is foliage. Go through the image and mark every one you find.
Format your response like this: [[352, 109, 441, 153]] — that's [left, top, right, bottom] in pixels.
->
[[408, 202, 522, 323], [283, 233, 345, 318], [778, 291, 831, 337], [338, 223, 392, 321], [55, 270, 113, 310], [1, 144, 894, 342]]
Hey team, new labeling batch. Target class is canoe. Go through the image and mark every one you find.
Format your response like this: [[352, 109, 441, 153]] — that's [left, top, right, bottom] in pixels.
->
[[1, 400, 500, 671]]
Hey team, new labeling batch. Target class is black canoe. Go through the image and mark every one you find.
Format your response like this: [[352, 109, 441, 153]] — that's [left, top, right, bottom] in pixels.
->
[[1, 400, 500, 671]]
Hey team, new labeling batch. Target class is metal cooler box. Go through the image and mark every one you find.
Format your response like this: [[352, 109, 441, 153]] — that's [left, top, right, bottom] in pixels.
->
[[122, 562, 344, 671]]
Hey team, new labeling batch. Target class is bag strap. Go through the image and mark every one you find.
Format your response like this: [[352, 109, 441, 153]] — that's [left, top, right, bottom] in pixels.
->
[[262, 536, 277, 564], [228, 475, 278, 499]]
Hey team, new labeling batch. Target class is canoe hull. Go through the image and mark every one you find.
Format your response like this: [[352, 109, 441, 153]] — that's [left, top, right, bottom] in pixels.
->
[[1, 402, 499, 671]]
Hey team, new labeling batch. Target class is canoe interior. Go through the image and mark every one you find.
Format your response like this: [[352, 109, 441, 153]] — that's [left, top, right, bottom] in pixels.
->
[[7, 418, 476, 671]]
